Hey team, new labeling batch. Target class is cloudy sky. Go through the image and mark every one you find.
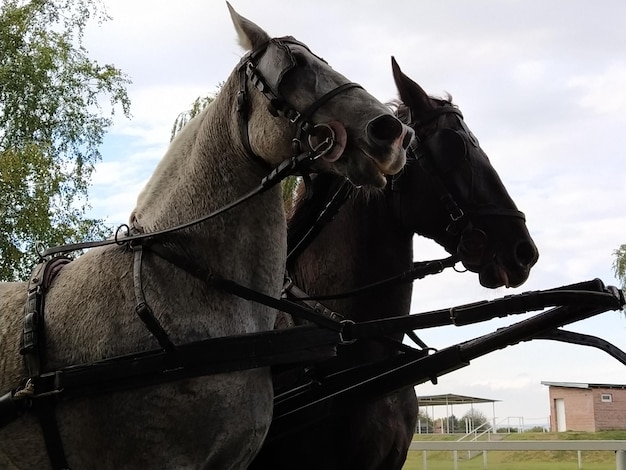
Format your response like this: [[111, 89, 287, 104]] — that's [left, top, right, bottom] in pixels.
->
[[82, 1, 626, 427]]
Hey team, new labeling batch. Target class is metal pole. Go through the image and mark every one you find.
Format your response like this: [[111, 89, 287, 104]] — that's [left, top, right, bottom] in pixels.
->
[[453, 450, 458, 470], [422, 450, 428, 470], [616, 449, 626, 470], [577, 450, 582, 470], [483, 450, 488, 470]]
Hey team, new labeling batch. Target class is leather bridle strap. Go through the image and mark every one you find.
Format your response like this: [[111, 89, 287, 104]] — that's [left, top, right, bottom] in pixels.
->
[[236, 37, 362, 170], [409, 106, 526, 233], [236, 65, 273, 172]]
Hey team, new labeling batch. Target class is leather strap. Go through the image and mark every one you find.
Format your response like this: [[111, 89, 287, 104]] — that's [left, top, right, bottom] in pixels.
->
[[34, 396, 70, 470], [132, 244, 176, 351], [20, 257, 72, 470]]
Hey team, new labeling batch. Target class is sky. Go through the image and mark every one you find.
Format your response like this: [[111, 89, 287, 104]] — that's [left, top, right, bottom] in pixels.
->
[[82, 0, 626, 427]]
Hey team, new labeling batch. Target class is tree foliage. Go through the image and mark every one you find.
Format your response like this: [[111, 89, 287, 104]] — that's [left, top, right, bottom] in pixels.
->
[[416, 410, 434, 433], [170, 90, 301, 212], [460, 409, 489, 431], [170, 94, 217, 142], [612, 244, 626, 291], [0, 0, 131, 280]]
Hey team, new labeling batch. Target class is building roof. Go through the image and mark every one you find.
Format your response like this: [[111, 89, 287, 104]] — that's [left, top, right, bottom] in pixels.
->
[[416, 393, 499, 406], [541, 381, 626, 390]]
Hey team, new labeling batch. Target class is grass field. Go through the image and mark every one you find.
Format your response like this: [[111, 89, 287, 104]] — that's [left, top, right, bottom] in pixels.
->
[[403, 431, 626, 470]]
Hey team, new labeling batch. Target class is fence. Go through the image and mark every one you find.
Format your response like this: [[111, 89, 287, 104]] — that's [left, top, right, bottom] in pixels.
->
[[409, 440, 626, 470]]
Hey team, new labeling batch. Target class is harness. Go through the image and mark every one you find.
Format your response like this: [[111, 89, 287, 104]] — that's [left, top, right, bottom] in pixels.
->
[[2, 35, 366, 470], [3, 56, 621, 469]]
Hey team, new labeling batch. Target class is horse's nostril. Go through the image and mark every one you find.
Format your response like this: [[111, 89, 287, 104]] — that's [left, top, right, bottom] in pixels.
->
[[367, 115, 403, 146], [515, 240, 539, 268]]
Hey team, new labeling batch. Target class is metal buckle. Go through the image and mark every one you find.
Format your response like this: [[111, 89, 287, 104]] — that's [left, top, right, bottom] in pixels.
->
[[288, 110, 302, 124]]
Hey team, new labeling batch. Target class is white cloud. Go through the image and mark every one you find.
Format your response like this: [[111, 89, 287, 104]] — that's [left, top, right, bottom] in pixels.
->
[[567, 62, 626, 115], [512, 60, 548, 85]]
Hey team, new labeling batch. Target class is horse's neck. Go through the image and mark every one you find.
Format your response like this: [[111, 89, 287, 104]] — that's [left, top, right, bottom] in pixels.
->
[[291, 193, 414, 324], [130, 97, 264, 234]]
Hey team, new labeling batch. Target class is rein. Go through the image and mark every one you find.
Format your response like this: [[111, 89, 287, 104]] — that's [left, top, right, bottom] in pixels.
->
[[13, 35, 364, 470], [41, 37, 360, 260], [285, 255, 459, 302], [40, 150, 322, 258]]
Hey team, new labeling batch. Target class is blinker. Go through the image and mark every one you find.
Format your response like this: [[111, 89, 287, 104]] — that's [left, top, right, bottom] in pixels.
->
[[426, 128, 467, 173], [254, 37, 298, 96]]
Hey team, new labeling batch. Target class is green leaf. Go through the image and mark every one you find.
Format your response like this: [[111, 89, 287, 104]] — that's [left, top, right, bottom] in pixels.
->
[[0, 0, 131, 280]]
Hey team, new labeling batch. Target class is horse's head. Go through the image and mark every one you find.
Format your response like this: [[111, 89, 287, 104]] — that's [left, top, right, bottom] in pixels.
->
[[390, 58, 538, 288], [227, 4, 411, 188]]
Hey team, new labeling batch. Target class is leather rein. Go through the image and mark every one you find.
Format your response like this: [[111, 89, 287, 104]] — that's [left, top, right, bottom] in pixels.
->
[[7, 36, 363, 470]]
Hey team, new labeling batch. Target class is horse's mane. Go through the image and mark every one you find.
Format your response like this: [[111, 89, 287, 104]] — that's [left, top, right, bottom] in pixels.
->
[[388, 93, 454, 126]]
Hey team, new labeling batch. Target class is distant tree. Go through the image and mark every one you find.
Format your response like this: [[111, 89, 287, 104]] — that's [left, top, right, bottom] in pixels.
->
[[496, 426, 519, 433], [416, 410, 434, 433], [0, 0, 131, 280], [442, 414, 460, 433], [612, 244, 626, 293], [170, 91, 301, 212], [170, 94, 218, 142], [460, 409, 489, 432]]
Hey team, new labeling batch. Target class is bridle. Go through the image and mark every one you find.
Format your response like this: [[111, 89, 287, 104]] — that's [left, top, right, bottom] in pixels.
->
[[39, 36, 363, 260], [236, 35, 363, 172], [284, 103, 528, 302], [14, 35, 368, 470], [392, 104, 526, 260]]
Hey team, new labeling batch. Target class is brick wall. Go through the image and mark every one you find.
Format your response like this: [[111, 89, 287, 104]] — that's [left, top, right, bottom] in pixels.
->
[[547, 386, 626, 431], [549, 387, 595, 431], [592, 388, 626, 431]]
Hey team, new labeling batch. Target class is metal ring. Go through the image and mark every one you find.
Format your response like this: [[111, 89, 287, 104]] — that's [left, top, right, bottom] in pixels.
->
[[35, 241, 47, 260], [338, 319, 356, 345], [114, 224, 130, 246], [307, 123, 336, 158], [453, 264, 468, 273]]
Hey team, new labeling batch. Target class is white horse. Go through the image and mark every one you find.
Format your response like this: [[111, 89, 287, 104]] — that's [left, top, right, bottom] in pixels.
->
[[0, 4, 411, 469]]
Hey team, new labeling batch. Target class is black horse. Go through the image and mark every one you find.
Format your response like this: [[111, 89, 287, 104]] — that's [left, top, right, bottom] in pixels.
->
[[251, 58, 538, 470]]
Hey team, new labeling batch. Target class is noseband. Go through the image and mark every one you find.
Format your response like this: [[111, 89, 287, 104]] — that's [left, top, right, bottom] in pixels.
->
[[236, 36, 363, 171]]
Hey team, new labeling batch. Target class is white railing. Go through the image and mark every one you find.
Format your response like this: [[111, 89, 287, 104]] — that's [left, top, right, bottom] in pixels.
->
[[409, 440, 626, 470], [458, 421, 493, 441]]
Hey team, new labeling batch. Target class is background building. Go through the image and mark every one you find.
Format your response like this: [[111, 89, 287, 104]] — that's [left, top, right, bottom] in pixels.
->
[[542, 381, 626, 432]]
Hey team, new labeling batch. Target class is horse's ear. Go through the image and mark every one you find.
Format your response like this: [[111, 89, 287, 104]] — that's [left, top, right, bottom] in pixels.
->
[[227, 2, 271, 52], [391, 57, 433, 116]]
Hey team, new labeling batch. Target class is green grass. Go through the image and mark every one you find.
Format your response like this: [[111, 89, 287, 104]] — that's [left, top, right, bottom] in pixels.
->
[[403, 431, 626, 470]]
